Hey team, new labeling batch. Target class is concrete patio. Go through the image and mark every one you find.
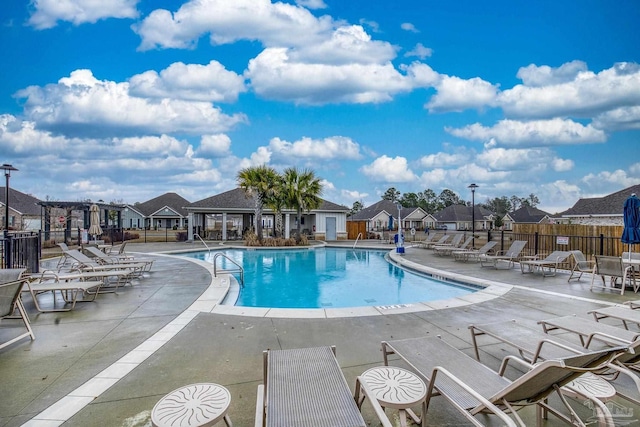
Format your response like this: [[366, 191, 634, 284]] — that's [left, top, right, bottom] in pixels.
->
[[1, 240, 639, 426]]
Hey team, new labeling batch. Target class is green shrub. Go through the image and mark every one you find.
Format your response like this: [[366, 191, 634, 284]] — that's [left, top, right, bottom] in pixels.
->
[[175, 231, 188, 242]]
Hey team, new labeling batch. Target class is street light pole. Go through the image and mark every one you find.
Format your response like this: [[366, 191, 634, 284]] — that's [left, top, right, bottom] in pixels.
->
[[2, 164, 18, 234], [468, 183, 478, 249]]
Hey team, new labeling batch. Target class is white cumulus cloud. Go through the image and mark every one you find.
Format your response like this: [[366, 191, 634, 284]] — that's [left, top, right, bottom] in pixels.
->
[[246, 47, 412, 104], [198, 134, 232, 157], [15, 69, 247, 138], [447, 118, 606, 147], [129, 61, 246, 102], [360, 155, 416, 182], [426, 75, 499, 112], [133, 0, 334, 50], [268, 136, 361, 161], [28, 0, 139, 29]]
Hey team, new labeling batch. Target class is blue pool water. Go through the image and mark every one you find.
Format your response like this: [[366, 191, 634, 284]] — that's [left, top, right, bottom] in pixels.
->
[[182, 248, 476, 309]]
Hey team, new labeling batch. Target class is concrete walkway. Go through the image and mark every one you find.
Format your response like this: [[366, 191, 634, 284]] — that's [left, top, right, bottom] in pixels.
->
[[1, 241, 639, 426]]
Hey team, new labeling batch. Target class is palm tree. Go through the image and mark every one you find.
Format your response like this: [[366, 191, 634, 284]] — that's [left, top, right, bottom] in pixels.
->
[[264, 177, 286, 238], [237, 165, 279, 242], [282, 167, 323, 241]]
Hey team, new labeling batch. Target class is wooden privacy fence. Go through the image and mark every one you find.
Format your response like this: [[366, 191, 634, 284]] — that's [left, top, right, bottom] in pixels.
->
[[347, 221, 367, 240], [511, 224, 638, 258]]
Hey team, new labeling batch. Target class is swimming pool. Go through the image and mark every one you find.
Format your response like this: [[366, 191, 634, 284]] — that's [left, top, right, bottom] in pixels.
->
[[182, 248, 476, 309]]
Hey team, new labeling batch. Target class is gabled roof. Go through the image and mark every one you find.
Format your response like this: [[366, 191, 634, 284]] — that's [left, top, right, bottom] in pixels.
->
[[187, 188, 349, 212], [349, 199, 414, 221], [507, 206, 552, 223], [135, 192, 190, 217], [560, 183, 640, 216], [0, 187, 41, 216], [433, 204, 494, 222]]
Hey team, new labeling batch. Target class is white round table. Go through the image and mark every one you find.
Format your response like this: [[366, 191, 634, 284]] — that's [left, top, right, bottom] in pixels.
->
[[358, 366, 426, 427], [151, 383, 232, 427]]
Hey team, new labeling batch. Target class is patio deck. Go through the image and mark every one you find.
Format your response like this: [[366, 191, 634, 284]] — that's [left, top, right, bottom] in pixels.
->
[[1, 240, 639, 426]]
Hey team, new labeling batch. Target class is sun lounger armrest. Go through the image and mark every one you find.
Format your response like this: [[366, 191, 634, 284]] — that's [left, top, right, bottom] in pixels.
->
[[355, 377, 394, 427], [255, 384, 264, 427], [532, 338, 583, 363], [498, 355, 534, 376], [584, 332, 633, 348], [430, 367, 517, 427]]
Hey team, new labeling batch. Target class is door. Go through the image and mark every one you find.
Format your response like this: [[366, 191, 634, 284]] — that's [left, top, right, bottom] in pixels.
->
[[326, 217, 337, 240]]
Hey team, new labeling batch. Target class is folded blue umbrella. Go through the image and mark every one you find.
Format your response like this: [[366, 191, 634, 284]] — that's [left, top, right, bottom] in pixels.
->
[[622, 194, 640, 245]]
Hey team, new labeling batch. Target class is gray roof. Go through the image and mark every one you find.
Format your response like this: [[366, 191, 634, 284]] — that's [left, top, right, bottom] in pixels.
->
[[135, 192, 191, 216], [187, 188, 348, 212], [560, 183, 640, 216], [433, 204, 493, 222], [0, 187, 41, 216], [349, 199, 417, 221], [508, 206, 552, 223]]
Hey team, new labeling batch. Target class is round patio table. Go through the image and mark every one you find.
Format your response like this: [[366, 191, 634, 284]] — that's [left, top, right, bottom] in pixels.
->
[[151, 383, 232, 427], [358, 366, 426, 427]]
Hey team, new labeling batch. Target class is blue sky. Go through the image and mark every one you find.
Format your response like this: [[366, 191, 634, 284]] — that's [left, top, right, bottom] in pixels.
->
[[1, 0, 639, 213]]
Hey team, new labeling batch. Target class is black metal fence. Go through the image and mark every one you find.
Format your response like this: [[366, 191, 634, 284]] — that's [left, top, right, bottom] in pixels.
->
[[1, 231, 40, 272]]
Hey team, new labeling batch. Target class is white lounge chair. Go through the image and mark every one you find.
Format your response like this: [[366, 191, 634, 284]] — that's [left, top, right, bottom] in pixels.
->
[[63, 249, 147, 277], [468, 320, 640, 413], [0, 268, 35, 350], [453, 241, 497, 262], [519, 250, 572, 277], [83, 246, 154, 272], [23, 271, 104, 312], [256, 346, 392, 427], [419, 234, 451, 249], [479, 240, 527, 269], [382, 336, 627, 427], [434, 235, 472, 256]]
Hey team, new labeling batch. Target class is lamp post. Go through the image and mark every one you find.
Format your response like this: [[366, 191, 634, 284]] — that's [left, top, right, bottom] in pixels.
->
[[468, 183, 478, 249], [2, 164, 18, 234]]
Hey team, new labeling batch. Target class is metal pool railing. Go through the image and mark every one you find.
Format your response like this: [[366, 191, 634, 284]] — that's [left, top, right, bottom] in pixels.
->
[[194, 234, 244, 286], [213, 253, 244, 286]]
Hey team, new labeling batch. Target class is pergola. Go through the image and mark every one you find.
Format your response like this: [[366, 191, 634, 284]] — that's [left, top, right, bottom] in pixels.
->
[[38, 201, 125, 241]]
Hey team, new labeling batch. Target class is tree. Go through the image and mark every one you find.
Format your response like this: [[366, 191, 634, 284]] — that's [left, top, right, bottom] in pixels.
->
[[349, 200, 364, 217], [399, 192, 419, 207], [438, 189, 464, 208], [483, 196, 511, 217], [525, 193, 540, 208], [382, 187, 400, 202], [418, 189, 439, 213], [237, 165, 280, 242], [282, 167, 323, 242]]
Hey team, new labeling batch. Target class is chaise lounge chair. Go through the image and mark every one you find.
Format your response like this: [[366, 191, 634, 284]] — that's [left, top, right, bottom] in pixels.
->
[[539, 314, 640, 348], [452, 241, 497, 262], [382, 336, 627, 427], [468, 319, 640, 419], [588, 305, 640, 330], [479, 240, 527, 269], [23, 270, 105, 312], [83, 246, 154, 272], [255, 346, 392, 427], [519, 250, 572, 277], [434, 235, 473, 257], [1, 268, 35, 350], [63, 249, 147, 278], [419, 234, 451, 249]]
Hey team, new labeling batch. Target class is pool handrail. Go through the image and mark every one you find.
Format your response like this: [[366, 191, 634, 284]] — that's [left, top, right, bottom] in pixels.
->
[[213, 252, 244, 287], [193, 234, 211, 255], [353, 232, 363, 249]]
